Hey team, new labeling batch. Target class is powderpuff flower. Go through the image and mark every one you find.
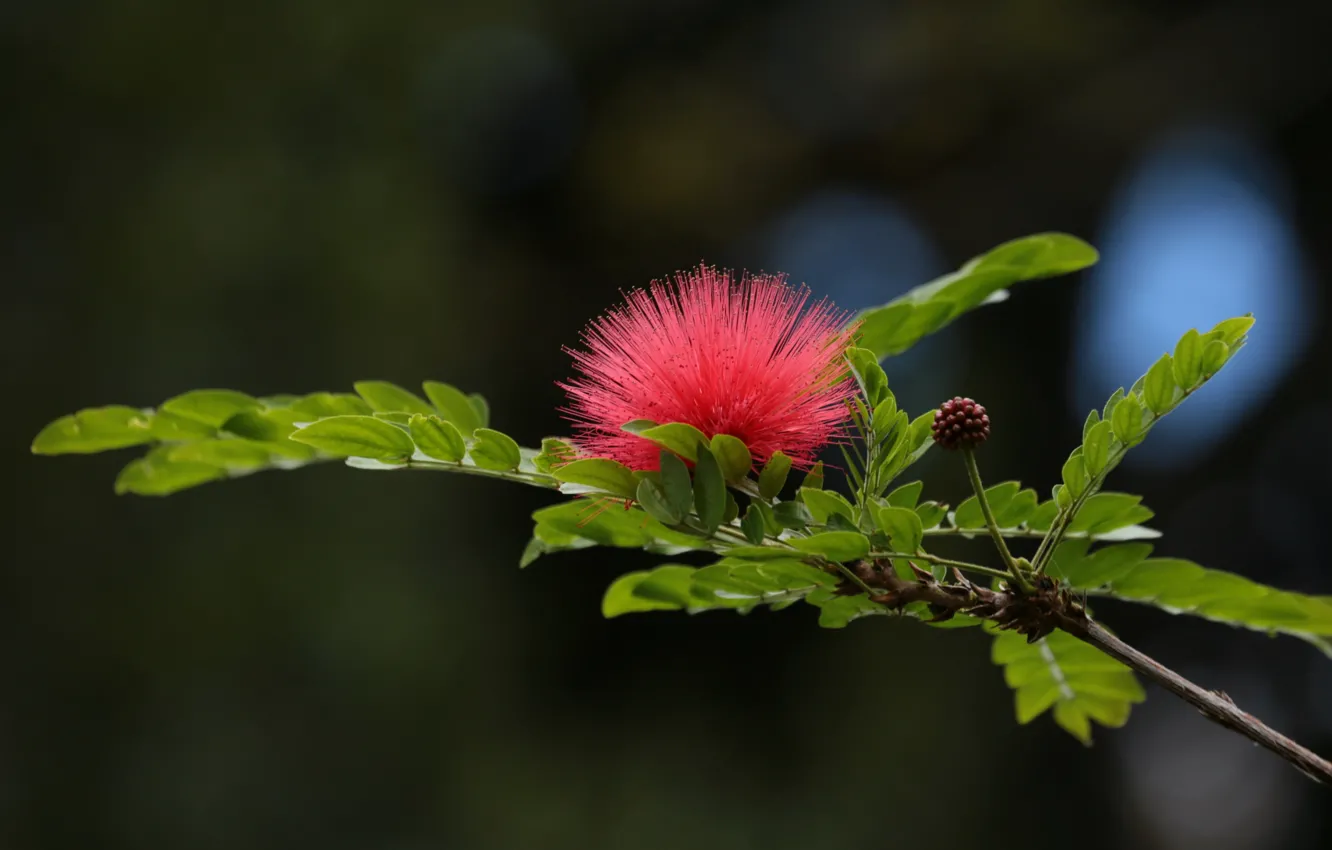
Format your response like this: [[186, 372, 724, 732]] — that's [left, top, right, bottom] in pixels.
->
[[559, 265, 859, 472]]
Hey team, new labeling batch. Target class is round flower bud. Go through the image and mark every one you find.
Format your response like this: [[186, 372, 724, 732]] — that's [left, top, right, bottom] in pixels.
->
[[931, 396, 990, 450]]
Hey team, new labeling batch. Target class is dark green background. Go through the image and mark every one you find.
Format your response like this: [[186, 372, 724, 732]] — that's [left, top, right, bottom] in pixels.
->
[[6, 1, 1331, 848]]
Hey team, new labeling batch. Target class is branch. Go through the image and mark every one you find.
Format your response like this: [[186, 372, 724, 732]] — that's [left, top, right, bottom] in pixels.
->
[[1055, 613, 1332, 785], [853, 562, 1332, 785]]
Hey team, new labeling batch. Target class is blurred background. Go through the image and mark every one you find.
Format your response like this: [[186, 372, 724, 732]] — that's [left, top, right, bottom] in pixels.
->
[[5, 0, 1332, 847]]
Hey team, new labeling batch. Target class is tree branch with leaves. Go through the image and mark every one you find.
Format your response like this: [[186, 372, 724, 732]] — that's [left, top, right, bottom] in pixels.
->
[[31, 233, 1332, 785]]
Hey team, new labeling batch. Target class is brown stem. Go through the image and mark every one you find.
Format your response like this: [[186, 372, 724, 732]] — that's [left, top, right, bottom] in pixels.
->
[[1055, 614, 1332, 786], [852, 561, 1332, 785]]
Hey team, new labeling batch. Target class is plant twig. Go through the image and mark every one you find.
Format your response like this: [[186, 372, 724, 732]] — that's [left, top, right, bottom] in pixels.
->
[[867, 551, 1012, 581], [1054, 613, 1332, 785], [858, 566, 1332, 785], [961, 448, 1032, 592]]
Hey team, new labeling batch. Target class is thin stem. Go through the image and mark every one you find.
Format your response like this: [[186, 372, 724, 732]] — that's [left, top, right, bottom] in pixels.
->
[[925, 527, 1147, 541], [835, 562, 880, 596], [867, 551, 1012, 581], [961, 448, 1032, 592], [405, 460, 558, 489], [1056, 614, 1332, 785]]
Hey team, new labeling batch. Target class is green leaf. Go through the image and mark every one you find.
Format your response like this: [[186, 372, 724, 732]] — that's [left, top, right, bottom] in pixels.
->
[[1079, 558, 1332, 653], [799, 488, 855, 525], [288, 392, 372, 418], [874, 505, 923, 553], [1101, 387, 1126, 424], [31, 406, 155, 454], [1067, 493, 1154, 535], [993, 488, 1039, 528], [407, 414, 466, 462], [854, 234, 1097, 358], [741, 506, 766, 544], [1142, 353, 1177, 415], [1025, 499, 1059, 532], [636, 478, 683, 525], [533, 437, 575, 474], [1110, 393, 1145, 446], [806, 589, 885, 628], [221, 408, 300, 443], [1082, 420, 1113, 477], [469, 428, 522, 471], [1209, 314, 1254, 345], [886, 480, 923, 509], [534, 502, 660, 551], [789, 531, 871, 562], [658, 451, 694, 517], [1061, 450, 1088, 499], [166, 439, 279, 469], [638, 422, 709, 462], [422, 381, 484, 435], [1053, 700, 1093, 746], [758, 451, 792, 500], [710, 434, 752, 483], [114, 448, 227, 496], [602, 568, 695, 617], [772, 500, 812, 530], [845, 347, 890, 406], [992, 629, 1143, 741], [1048, 540, 1153, 587], [353, 381, 436, 416], [801, 461, 825, 491], [915, 501, 946, 530], [692, 445, 726, 534], [1171, 329, 1203, 388], [160, 390, 262, 428], [723, 491, 740, 524], [953, 481, 1020, 529], [290, 415, 416, 462], [149, 411, 219, 441], [1081, 409, 1101, 443], [551, 458, 638, 498], [1200, 339, 1229, 376], [468, 393, 490, 429]]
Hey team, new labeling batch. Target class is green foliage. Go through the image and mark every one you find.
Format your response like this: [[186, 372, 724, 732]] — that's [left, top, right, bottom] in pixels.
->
[[799, 488, 855, 524], [854, 233, 1098, 358], [115, 448, 227, 495], [33, 235, 1322, 764], [992, 629, 1144, 744], [551, 458, 639, 499], [31, 381, 543, 495], [602, 558, 841, 618], [292, 415, 416, 462], [32, 405, 157, 454], [692, 445, 727, 534], [841, 381, 935, 512], [709, 434, 752, 483], [353, 381, 436, 416], [922, 485, 1158, 543], [1036, 315, 1253, 568], [469, 428, 522, 471], [632, 421, 709, 462], [422, 381, 486, 435], [409, 414, 466, 462], [1049, 541, 1332, 656], [757, 452, 792, 500], [789, 531, 871, 562], [845, 347, 890, 407]]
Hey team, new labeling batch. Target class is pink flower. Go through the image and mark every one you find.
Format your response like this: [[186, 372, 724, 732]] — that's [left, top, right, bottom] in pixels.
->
[[560, 265, 858, 471]]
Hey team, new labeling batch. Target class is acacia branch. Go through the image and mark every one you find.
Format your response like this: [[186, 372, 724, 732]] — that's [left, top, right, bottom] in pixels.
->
[[854, 562, 1332, 785], [1055, 614, 1332, 785]]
